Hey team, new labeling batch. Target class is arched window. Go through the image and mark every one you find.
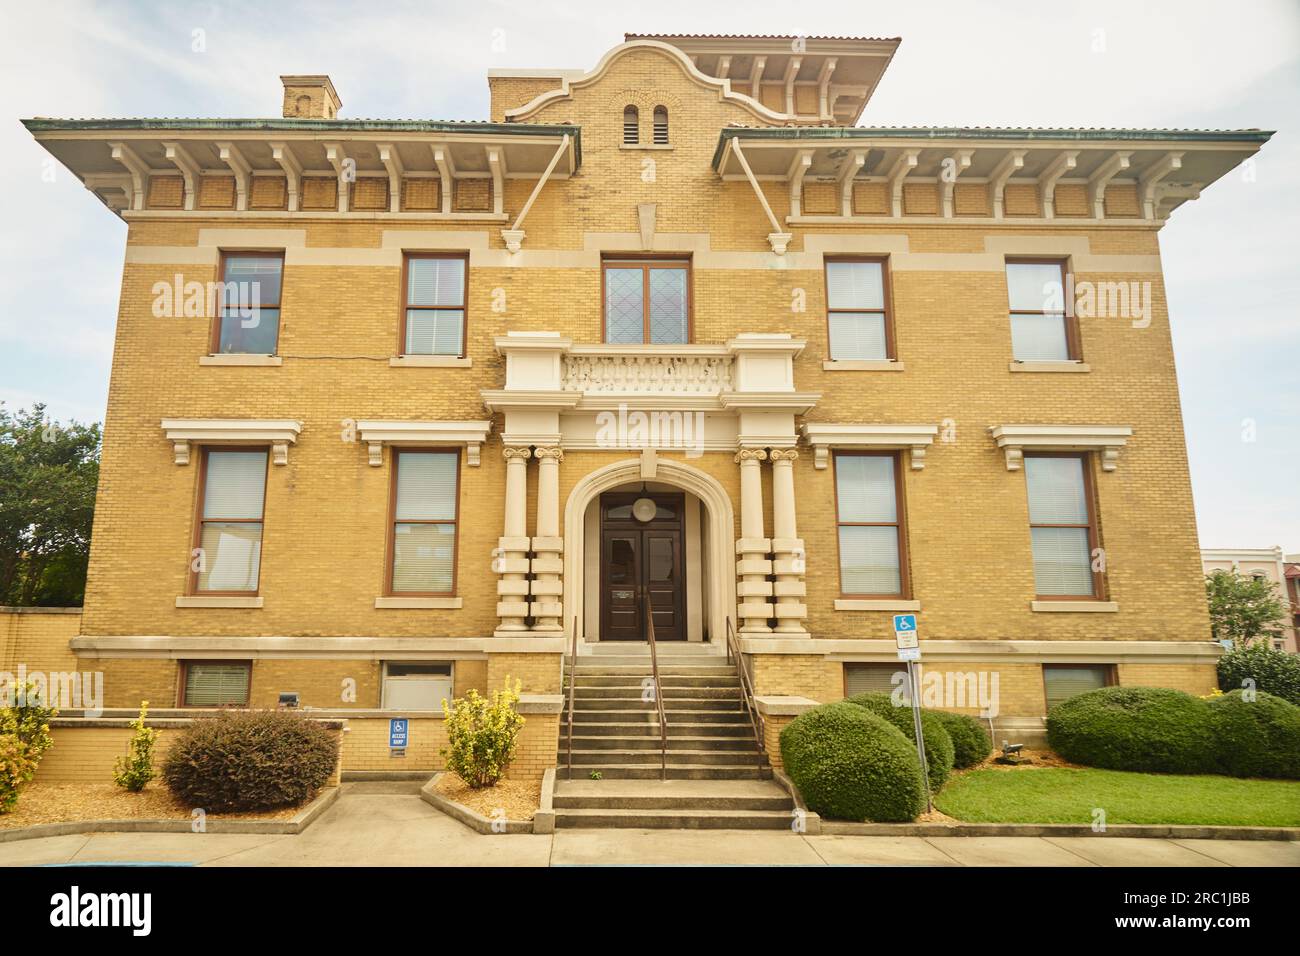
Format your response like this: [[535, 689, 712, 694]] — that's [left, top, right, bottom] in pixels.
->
[[622, 106, 639, 145], [653, 106, 669, 145]]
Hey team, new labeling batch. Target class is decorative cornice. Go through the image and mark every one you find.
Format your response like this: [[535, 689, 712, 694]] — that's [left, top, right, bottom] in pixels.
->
[[988, 424, 1133, 471], [800, 422, 939, 470], [161, 418, 302, 465], [354, 419, 491, 467]]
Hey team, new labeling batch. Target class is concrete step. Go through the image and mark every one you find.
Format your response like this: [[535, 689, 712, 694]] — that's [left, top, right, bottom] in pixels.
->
[[569, 674, 740, 688], [568, 665, 739, 678], [569, 696, 743, 711], [571, 748, 767, 767], [552, 779, 793, 812], [569, 735, 760, 752], [569, 686, 742, 700], [566, 721, 752, 737], [567, 764, 773, 781], [568, 707, 751, 723], [554, 808, 795, 830]]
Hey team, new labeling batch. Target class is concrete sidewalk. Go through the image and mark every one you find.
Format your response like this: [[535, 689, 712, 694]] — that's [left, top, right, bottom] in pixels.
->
[[1, 788, 1296, 868]]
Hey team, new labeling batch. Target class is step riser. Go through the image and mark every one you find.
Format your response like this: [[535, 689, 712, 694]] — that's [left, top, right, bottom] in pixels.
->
[[570, 698, 743, 711], [569, 667, 738, 677], [569, 677, 741, 688], [565, 723, 752, 737], [570, 687, 742, 699], [555, 814, 794, 830], [568, 767, 773, 781], [570, 751, 766, 767], [569, 709, 750, 723], [570, 738, 759, 752], [552, 796, 793, 811]]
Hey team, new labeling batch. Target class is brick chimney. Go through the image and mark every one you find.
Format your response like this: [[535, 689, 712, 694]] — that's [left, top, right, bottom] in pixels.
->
[[280, 75, 341, 119]]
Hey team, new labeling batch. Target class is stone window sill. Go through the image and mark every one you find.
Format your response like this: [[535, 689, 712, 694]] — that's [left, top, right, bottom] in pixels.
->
[[823, 360, 904, 372], [619, 144, 673, 151], [1030, 600, 1119, 613], [390, 355, 472, 368], [834, 598, 921, 612], [374, 596, 464, 609], [200, 354, 282, 367], [1009, 360, 1090, 373], [175, 595, 263, 608]]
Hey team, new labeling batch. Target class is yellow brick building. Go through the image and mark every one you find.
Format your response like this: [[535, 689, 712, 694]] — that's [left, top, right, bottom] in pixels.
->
[[23, 34, 1268, 772]]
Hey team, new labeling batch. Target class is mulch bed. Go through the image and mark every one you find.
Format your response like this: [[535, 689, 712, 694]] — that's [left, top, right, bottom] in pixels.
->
[[0, 783, 302, 829], [433, 774, 540, 821]]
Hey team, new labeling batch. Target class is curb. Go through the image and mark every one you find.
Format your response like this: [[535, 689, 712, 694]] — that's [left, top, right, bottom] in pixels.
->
[[818, 820, 1300, 841], [0, 785, 341, 844], [419, 773, 538, 835]]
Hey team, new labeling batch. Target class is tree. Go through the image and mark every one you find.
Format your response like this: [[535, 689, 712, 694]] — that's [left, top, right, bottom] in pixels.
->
[[0, 404, 101, 606], [1205, 569, 1287, 648]]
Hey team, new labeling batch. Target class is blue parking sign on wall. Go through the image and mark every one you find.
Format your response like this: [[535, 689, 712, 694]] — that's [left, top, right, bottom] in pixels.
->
[[389, 717, 409, 748]]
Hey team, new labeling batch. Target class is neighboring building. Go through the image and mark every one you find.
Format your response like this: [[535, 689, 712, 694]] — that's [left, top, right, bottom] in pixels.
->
[[1202, 547, 1298, 653], [25, 33, 1268, 772]]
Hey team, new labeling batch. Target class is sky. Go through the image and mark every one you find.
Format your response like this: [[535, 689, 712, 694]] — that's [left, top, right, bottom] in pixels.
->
[[1, 0, 1297, 552]]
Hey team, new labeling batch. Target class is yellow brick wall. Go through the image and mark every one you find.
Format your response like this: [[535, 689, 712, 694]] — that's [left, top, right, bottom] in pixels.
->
[[1, 609, 81, 673], [1117, 662, 1218, 697]]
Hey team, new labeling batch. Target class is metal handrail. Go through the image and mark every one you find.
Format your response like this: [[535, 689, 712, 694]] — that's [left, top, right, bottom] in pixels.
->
[[725, 616, 765, 752], [645, 599, 669, 780], [566, 615, 577, 780]]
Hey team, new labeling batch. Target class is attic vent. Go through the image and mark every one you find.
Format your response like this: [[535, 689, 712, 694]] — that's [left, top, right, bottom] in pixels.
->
[[623, 105, 639, 145], [652, 106, 669, 145]]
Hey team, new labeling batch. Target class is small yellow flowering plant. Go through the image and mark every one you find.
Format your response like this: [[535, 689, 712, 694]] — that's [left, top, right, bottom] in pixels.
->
[[0, 681, 57, 814], [113, 701, 159, 792], [440, 679, 524, 789]]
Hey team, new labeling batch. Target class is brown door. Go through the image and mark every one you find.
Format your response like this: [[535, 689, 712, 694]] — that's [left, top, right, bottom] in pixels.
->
[[599, 493, 686, 641]]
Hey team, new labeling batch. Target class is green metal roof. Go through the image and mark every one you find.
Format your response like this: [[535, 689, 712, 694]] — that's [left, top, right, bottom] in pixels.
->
[[712, 125, 1274, 169], [23, 117, 582, 164]]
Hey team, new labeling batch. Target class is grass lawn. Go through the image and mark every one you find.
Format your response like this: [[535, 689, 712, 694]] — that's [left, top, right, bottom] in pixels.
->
[[935, 768, 1300, 827]]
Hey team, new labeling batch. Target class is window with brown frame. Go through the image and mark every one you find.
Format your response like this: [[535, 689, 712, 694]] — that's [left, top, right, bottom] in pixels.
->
[[602, 257, 691, 344], [833, 451, 909, 597], [1024, 453, 1103, 598], [401, 253, 467, 357], [387, 449, 460, 595], [180, 660, 251, 707], [191, 448, 268, 594], [1042, 663, 1114, 710], [1005, 258, 1079, 361], [825, 257, 894, 361], [213, 252, 283, 355]]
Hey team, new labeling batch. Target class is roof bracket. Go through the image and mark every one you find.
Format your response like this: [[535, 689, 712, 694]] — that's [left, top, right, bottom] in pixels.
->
[[502, 133, 570, 253], [730, 139, 791, 254], [216, 142, 251, 211]]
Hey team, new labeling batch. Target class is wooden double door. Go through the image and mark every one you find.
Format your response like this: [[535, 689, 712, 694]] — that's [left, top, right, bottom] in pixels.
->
[[599, 492, 686, 641]]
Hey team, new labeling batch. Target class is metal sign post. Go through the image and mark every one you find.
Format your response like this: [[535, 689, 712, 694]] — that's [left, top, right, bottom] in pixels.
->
[[894, 614, 931, 813]]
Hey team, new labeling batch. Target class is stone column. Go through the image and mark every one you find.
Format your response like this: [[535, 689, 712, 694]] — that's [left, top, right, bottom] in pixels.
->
[[735, 448, 773, 633], [494, 446, 532, 633], [769, 449, 808, 634], [530, 446, 564, 633]]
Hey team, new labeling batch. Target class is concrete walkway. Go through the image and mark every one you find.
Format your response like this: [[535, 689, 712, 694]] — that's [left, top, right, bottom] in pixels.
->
[[1, 786, 1296, 867]]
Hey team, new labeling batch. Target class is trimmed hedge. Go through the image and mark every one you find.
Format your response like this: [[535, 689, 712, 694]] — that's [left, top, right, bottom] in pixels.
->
[[162, 710, 339, 812], [1207, 690, 1300, 780], [1217, 643, 1300, 706], [846, 692, 955, 791], [928, 710, 993, 769], [779, 702, 925, 822], [1046, 687, 1217, 774]]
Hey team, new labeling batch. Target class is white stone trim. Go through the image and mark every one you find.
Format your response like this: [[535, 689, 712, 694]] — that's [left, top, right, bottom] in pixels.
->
[[1031, 600, 1120, 613], [833, 599, 922, 612], [822, 360, 904, 372], [69, 635, 567, 659], [738, 638, 1222, 665], [199, 354, 282, 367], [161, 418, 302, 465], [374, 596, 464, 609], [389, 355, 472, 368], [801, 422, 939, 470], [354, 420, 491, 467], [175, 596, 263, 609], [989, 424, 1133, 471], [1008, 360, 1090, 373]]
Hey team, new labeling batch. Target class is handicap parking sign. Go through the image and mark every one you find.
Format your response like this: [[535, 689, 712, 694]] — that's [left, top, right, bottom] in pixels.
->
[[389, 717, 409, 749], [893, 614, 919, 652]]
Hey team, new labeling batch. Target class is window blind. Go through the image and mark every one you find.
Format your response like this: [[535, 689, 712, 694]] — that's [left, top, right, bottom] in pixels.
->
[[828, 312, 887, 360], [395, 452, 457, 520], [406, 257, 464, 307], [845, 663, 908, 699], [835, 455, 897, 523], [184, 662, 250, 707], [1024, 456, 1088, 524], [826, 261, 884, 310], [203, 451, 267, 519], [1043, 665, 1109, 709], [1006, 262, 1064, 312]]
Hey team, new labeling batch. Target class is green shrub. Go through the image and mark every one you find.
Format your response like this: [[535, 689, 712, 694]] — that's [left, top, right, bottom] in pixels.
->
[[1217, 643, 1300, 706], [1207, 690, 1300, 780], [1046, 687, 1216, 774], [928, 710, 993, 769], [0, 682, 58, 814], [440, 679, 524, 788], [846, 692, 955, 791], [113, 701, 159, 792], [779, 702, 924, 822], [162, 710, 338, 812]]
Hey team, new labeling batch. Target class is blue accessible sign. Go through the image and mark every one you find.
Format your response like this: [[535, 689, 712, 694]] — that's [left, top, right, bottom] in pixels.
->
[[389, 717, 409, 749]]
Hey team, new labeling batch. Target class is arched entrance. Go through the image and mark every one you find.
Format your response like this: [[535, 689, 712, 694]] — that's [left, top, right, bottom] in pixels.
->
[[563, 458, 736, 649]]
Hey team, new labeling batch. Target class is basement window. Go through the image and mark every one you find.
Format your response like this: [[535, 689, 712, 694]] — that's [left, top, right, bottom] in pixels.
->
[[382, 662, 454, 711], [1042, 664, 1113, 710], [845, 663, 906, 698], [181, 661, 251, 707]]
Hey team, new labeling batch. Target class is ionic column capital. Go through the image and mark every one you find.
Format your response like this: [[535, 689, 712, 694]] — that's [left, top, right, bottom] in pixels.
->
[[768, 449, 799, 463], [503, 446, 533, 461], [734, 448, 768, 463], [533, 446, 564, 462]]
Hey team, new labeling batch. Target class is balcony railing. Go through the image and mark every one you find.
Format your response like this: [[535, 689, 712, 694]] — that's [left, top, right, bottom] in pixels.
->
[[561, 345, 734, 396]]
